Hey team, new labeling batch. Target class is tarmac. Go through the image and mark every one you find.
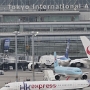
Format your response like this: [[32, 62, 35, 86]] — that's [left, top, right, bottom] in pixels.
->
[[0, 68, 90, 90]]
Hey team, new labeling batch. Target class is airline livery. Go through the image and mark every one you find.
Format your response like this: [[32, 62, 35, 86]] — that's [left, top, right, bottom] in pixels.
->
[[80, 36, 90, 60], [54, 52, 88, 80], [0, 80, 90, 90], [80, 36, 90, 68], [38, 39, 71, 68]]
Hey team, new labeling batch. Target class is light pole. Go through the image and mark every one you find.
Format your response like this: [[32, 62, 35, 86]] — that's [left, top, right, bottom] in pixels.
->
[[13, 31, 20, 82], [31, 31, 38, 81]]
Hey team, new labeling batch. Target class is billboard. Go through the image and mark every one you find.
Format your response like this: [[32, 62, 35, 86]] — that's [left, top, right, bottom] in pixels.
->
[[4, 39, 10, 51]]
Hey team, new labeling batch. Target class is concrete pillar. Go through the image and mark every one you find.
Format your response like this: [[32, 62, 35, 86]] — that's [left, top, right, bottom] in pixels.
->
[[50, 26, 53, 32], [84, 27, 87, 31], [0, 15, 3, 22]]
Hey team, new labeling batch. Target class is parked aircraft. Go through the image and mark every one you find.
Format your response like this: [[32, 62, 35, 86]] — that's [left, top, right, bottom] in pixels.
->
[[69, 58, 89, 68], [80, 36, 90, 68], [54, 52, 88, 80], [39, 39, 71, 67], [27, 39, 71, 70], [70, 36, 90, 68], [0, 80, 90, 90]]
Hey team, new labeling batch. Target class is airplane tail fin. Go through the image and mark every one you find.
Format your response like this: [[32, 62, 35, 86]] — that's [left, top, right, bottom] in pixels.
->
[[54, 52, 59, 68], [65, 39, 70, 58], [80, 36, 90, 60]]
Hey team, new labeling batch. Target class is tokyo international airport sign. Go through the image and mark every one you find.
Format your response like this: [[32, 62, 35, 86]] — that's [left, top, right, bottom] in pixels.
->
[[8, 4, 89, 10]]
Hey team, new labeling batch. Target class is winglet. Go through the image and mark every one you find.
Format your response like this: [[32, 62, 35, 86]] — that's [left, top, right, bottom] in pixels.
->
[[65, 39, 70, 58], [80, 36, 90, 60]]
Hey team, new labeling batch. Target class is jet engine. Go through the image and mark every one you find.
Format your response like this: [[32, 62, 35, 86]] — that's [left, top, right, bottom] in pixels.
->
[[81, 74, 87, 80], [55, 75, 60, 80], [28, 63, 39, 71]]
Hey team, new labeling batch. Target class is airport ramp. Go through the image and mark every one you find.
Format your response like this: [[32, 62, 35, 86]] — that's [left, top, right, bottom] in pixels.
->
[[43, 70, 55, 81]]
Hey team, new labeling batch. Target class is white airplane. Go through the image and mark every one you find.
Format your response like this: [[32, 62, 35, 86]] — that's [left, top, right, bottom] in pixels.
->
[[80, 36, 90, 68], [39, 39, 71, 67], [69, 58, 89, 68], [0, 80, 90, 90], [28, 39, 71, 70], [54, 52, 88, 80], [69, 36, 90, 68]]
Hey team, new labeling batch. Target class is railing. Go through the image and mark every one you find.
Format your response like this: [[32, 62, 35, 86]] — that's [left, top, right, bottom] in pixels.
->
[[0, 31, 89, 36]]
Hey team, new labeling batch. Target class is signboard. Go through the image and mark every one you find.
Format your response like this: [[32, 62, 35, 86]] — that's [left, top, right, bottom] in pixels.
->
[[4, 39, 10, 51], [8, 4, 89, 10]]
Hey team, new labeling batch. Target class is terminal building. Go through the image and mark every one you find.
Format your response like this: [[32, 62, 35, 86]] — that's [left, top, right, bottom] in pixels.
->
[[0, 0, 90, 59]]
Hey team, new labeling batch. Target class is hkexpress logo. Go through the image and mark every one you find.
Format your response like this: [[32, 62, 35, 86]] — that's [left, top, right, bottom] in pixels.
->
[[20, 82, 56, 90], [20, 83, 30, 90]]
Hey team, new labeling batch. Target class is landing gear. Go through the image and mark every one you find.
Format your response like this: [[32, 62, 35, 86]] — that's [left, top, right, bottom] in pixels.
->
[[22, 67, 26, 71], [75, 78, 79, 80]]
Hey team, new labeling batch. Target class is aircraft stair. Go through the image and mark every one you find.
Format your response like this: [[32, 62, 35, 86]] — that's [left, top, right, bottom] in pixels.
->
[[43, 70, 55, 81]]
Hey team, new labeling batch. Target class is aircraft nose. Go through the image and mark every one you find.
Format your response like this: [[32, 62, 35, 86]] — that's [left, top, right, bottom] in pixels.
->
[[78, 72, 82, 75], [0, 87, 8, 90]]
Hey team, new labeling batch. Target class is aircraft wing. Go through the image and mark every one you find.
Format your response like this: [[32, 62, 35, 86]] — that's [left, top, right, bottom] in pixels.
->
[[55, 73, 67, 77], [83, 72, 89, 75]]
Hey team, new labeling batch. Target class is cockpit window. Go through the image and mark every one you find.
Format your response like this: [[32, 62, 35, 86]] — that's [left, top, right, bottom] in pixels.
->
[[76, 70, 81, 72], [4, 86, 10, 87], [4, 84, 10, 87]]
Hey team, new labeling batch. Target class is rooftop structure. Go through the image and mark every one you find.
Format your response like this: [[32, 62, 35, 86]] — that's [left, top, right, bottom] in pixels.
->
[[0, 0, 89, 58]]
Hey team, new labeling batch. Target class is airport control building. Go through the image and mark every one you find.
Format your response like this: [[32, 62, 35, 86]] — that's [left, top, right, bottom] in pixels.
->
[[0, 0, 90, 59]]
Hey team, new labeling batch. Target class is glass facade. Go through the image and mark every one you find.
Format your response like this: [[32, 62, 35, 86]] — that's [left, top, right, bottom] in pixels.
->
[[0, 0, 89, 12], [0, 0, 89, 5], [2, 15, 79, 23], [0, 0, 89, 59], [0, 22, 89, 32], [0, 35, 90, 59]]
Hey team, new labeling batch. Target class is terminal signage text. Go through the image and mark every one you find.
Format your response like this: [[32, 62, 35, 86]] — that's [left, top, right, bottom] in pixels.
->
[[8, 4, 89, 10]]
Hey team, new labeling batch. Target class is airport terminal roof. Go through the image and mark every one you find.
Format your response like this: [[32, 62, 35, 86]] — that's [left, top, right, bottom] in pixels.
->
[[0, 11, 80, 15], [0, 22, 90, 26], [0, 31, 90, 36]]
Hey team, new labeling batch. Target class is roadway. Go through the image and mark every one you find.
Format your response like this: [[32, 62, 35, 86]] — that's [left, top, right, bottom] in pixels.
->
[[0, 68, 90, 90]]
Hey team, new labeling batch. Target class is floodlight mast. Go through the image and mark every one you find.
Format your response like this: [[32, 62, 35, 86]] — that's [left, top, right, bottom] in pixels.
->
[[13, 31, 20, 82], [31, 31, 38, 81]]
